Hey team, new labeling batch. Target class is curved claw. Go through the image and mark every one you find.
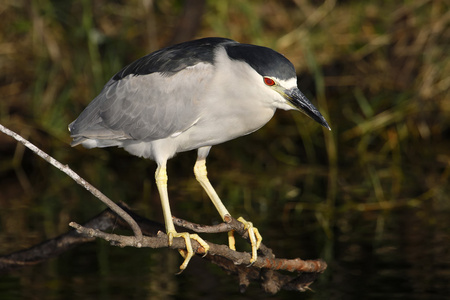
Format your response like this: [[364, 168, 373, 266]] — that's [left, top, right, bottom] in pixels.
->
[[237, 217, 263, 264], [168, 231, 210, 271]]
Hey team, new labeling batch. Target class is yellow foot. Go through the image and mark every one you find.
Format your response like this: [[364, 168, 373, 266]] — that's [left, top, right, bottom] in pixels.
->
[[228, 230, 236, 251], [168, 231, 210, 271], [236, 217, 262, 264]]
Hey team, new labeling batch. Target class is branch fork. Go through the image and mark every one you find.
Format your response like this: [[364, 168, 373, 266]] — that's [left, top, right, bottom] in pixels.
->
[[0, 123, 327, 293]]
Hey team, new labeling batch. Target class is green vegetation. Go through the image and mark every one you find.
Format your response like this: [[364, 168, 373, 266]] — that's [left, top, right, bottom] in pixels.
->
[[0, 0, 449, 298]]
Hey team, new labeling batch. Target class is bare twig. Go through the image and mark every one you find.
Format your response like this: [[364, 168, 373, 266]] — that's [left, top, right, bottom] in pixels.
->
[[0, 124, 327, 293], [173, 217, 233, 233], [0, 124, 143, 244], [173, 216, 276, 258], [0, 202, 326, 293], [69, 219, 326, 273]]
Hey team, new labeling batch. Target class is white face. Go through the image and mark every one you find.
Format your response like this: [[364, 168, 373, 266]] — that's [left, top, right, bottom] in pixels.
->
[[214, 47, 329, 130], [260, 76, 299, 111], [214, 47, 299, 111], [277, 77, 298, 90]]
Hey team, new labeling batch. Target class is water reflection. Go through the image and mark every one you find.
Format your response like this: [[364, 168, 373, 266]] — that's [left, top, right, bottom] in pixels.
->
[[1, 190, 449, 299]]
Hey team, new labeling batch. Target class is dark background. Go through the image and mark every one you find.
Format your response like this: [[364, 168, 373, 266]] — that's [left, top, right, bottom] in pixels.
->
[[1, 0, 449, 299]]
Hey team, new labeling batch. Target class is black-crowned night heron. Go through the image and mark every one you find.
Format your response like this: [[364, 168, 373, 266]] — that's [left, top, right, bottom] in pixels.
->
[[69, 37, 330, 270]]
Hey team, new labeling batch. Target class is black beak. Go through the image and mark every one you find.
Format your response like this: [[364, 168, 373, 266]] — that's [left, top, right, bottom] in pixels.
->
[[285, 88, 331, 130]]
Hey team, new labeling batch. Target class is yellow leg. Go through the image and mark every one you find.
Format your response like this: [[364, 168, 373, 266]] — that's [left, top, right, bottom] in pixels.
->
[[193, 159, 230, 218], [155, 166, 209, 271], [193, 158, 262, 262]]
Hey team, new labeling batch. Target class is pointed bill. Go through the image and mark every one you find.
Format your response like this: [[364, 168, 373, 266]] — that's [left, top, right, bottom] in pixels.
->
[[283, 87, 331, 130]]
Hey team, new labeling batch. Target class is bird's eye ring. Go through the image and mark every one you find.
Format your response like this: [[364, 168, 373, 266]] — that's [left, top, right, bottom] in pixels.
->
[[263, 77, 275, 86]]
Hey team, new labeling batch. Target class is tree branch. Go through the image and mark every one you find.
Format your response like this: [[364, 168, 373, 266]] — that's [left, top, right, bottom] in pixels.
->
[[0, 123, 327, 293], [1, 204, 326, 293], [0, 124, 143, 244]]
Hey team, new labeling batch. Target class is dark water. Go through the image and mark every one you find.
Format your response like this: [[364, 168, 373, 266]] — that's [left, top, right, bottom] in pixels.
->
[[1, 175, 449, 299], [1, 119, 449, 299]]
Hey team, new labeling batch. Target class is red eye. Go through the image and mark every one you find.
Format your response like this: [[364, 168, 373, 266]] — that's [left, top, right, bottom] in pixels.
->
[[263, 77, 275, 86]]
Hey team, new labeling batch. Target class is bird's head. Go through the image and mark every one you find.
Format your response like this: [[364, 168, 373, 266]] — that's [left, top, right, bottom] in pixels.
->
[[225, 43, 331, 130]]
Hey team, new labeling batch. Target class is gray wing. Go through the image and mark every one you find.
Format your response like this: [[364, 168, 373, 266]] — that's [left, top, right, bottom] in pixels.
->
[[69, 62, 214, 146]]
